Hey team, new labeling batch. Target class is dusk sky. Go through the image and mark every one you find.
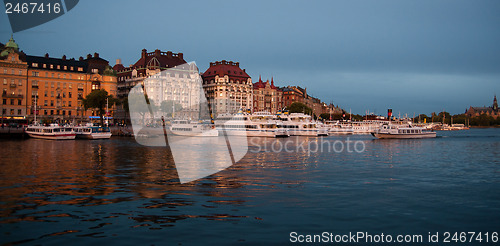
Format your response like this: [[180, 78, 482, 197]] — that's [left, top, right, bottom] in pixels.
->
[[1, 0, 499, 116]]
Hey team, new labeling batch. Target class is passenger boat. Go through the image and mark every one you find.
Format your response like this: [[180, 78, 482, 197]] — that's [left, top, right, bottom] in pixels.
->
[[25, 123, 76, 140], [276, 113, 329, 136], [323, 121, 354, 134], [338, 120, 383, 134], [371, 123, 437, 139], [170, 120, 219, 137], [74, 123, 112, 139], [215, 112, 290, 137]]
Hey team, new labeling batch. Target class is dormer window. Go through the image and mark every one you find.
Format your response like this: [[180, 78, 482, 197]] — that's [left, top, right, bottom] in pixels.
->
[[32, 63, 38, 68], [91, 68, 98, 73]]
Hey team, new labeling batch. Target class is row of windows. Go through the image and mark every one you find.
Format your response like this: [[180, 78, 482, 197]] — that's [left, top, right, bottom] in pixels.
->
[[1, 109, 23, 115], [31, 71, 85, 80], [2, 99, 22, 105], [2, 68, 24, 75], [42, 100, 72, 107], [31, 63, 83, 72]]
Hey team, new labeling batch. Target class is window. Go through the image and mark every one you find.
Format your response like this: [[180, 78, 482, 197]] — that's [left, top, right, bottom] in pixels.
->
[[44, 100, 48, 106], [18, 80, 22, 86], [51, 73, 54, 78], [43, 64, 47, 68], [18, 109, 21, 115], [18, 70, 22, 75], [51, 82, 54, 88], [57, 65, 60, 69], [68, 111, 71, 116], [18, 100, 21, 105], [44, 91, 48, 97], [44, 110, 47, 115], [68, 101, 71, 107], [69, 83, 72, 89], [50, 110, 53, 115], [92, 68, 98, 73], [50, 100, 54, 106], [50, 64, 54, 69], [64, 66, 67, 70], [2, 109, 5, 115], [32, 63, 38, 68], [63, 92, 66, 98], [32, 71, 39, 77], [51, 91, 54, 97], [3, 79, 6, 85], [10, 99, 14, 105], [10, 109, 14, 115], [78, 67, 83, 72], [2, 99, 6, 105], [68, 92, 72, 98]]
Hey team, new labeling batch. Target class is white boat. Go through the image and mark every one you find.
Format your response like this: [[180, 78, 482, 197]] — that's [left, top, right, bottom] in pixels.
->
[[339, 120, 383, 134], [276, 113, 329, 136], [25, 123, 76, 140], [371, 123, 437, 139], [323, 121, 354, 134], [74, 123, 112, 139], [215, 112, 290, 137], [170, 120, 219, 137]]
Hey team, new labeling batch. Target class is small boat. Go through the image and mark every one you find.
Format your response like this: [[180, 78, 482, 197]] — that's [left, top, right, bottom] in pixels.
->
[[170, 120, 219, 137], [371, 123, 436, 139], [25, 123, 76, 140], [277, 113, 329, 136], [74, 123, 112, 139]]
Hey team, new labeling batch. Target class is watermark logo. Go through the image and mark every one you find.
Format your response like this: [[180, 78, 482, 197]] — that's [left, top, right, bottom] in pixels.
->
[[4, 0, 79, 33], [128, 62, 248, 183]]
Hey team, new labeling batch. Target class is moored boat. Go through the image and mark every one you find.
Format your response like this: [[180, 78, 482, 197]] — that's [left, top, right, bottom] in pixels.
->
[[25, 123, 76, 140], [371, 123, 436, 139], [170, 120, 219, 137], [74, 123, 112, 139]]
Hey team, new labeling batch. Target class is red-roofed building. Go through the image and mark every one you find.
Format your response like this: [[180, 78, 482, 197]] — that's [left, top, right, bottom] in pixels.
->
[[252, 76, 283, 114], [113, 49, 186, 99], [201, 60, 253, 115]]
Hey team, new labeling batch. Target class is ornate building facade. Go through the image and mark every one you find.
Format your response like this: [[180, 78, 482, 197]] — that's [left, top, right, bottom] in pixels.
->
[[201, 60, 253, 115], [0, 36, 117, 123], [466, 95, 499, 119], [252, 76, 283, 114]]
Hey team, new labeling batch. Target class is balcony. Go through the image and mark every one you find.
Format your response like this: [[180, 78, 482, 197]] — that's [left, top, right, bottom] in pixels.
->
[[3, 93, 23, 99]]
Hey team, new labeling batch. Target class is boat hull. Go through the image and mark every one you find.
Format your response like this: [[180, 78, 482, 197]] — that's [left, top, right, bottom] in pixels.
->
[[76, 133, 112, 139], [371, 132, 436, 139], [27, 132, 76, 140], [171, 129, 219, 137]]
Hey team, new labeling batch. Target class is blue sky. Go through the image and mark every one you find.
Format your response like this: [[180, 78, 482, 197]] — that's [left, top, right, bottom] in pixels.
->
[[1, 0, 499, 115]]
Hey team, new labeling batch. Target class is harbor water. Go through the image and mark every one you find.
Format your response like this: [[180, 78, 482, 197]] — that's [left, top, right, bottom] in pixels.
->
[[0, 129, 499, 245]]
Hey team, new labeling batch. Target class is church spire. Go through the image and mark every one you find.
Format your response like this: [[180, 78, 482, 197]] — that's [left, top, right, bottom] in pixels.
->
[[259, 75, 262, 83], [494, 94, 498, 111]]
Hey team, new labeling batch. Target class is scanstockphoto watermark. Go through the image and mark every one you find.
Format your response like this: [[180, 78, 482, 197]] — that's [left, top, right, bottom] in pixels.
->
[[249, 137, 366, 155]]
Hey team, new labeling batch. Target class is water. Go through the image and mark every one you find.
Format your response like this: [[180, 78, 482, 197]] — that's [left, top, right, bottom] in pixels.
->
[[0, 129, 499, 245]]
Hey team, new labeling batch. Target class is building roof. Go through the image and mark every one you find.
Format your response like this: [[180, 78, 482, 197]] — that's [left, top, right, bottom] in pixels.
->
[[132, 49, 186, 70], [202, 60, 250, 79], [26, 54, 88, 73], [253, 76, 278, 90]]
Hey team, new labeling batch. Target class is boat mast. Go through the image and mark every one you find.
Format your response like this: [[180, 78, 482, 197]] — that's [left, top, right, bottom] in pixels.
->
[[106, 97, 109, 127], [34, 94, 37, 123]]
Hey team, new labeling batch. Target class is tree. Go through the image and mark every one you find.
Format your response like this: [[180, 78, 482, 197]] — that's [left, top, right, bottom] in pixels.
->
[[82, 89, 117, 126], [288, 102, 312, 115], [127, 92, 157, 124]]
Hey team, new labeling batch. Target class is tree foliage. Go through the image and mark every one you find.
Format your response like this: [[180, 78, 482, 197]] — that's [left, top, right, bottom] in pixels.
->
[[288, 102, 313, 115], [82, 89, 117, 125]]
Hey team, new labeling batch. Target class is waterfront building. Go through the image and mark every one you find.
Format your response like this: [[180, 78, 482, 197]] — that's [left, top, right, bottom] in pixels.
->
[[252, 76, 283, 114], [114, 49, 186, 99], [0, 36, 117, 123], [282, 86, 306, 107], [201, 60, 253, 115], [466, 95, 499, 119], [0, 36, 28, 121]]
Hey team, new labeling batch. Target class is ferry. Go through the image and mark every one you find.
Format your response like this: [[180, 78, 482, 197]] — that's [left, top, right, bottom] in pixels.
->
[[215, 112, 290, 138], [170, 120, 219, 137], [338, 120, 383, 134], [323, 121, 354, 134], [25, 123, 76, 140], [371, 123, 437, 139], [74, 123, 112, 139], [276, 113, 329, 136]]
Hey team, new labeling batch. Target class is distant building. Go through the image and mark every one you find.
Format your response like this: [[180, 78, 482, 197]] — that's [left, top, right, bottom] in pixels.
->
[[466, 95, 499, 119], [0, 36, 117, 123], [252, 76, 283, 114], [282, 86, 306, 107], [201, 60, 253, 115]]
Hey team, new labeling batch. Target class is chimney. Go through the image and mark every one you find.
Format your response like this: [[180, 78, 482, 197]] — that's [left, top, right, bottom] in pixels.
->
[[62, 55, 66, 60], [141, 49, 147, 58], [87, 54, 92, 59], [154, 49, 160, 56], [166, 51, 172, 57], [44, 53, 49, 58], [79, 56, 83, 61], [94, 52, 99, 58], [235, 62, 239, 67], [116, 58, 122, 65], [178, 52, 183, 60]]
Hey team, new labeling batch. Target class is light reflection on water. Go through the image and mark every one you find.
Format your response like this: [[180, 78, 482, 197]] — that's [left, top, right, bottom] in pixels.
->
[[0, 129, 499, 244]]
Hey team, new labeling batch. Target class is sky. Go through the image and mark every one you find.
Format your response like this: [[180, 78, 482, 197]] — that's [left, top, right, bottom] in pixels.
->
[[1, 0, 499, 116]]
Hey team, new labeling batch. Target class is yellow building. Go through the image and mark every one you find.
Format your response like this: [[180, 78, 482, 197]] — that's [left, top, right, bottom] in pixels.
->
[[0, 36, 28, 122], [0, 36, 117, 124]]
